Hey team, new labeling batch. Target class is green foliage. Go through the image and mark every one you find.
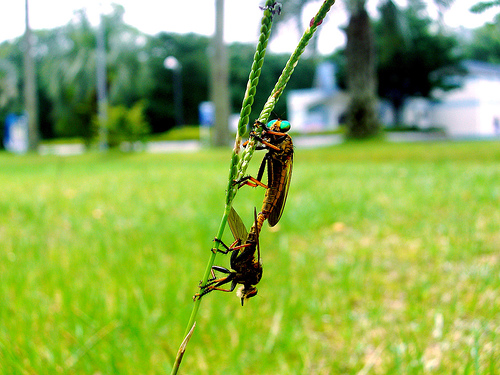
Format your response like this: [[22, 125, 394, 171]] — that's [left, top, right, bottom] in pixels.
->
[[0, 40, 25, 137], [94, 101, 150, 148], [470, 0, 500, 13], [0, 60, 18, 108], [374, 0, 463, 122], [0, 12, 317, 143], [143, 32, 211, 133], [229, 45, 316, 123], [149, 126, 201, 142], [0, 5, 153, 144], [38, 10, 97, 144], [2, 1, 499, 144], [329, 1, 465, 127], [462, 14, 500, 64], [0, 141, 499, 373]]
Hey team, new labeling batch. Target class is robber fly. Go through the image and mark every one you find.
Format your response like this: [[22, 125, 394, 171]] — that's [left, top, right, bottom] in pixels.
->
[[194, 207, 263, 306], [237, 119, 293, 230]]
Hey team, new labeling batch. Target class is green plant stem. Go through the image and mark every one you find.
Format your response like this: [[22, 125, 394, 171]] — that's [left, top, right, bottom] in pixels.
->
[[181, 212, 228, 339], [169, 2, 276, 374], [169, 215, 228, 375], [258, 0, 336, 124], [171, 323, 196, 374], [234, 0, 276, 143], [170, 2, 336, 374], [237, 0, 336, 181]]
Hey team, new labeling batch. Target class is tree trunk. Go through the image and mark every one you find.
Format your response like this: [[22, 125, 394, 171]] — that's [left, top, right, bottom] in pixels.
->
[[345, 3, 380, 138], [96, 13, 108, 150], [393, 102, 403, 127], [24, 0, 39, 151], [210, 0, 230, 147]]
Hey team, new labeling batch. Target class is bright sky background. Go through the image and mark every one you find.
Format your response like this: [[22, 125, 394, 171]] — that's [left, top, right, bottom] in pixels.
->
[[0, 1, 498, 55]]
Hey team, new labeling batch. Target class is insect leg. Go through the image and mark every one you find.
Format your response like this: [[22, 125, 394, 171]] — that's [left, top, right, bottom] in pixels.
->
[[193, 275, 236, 300], [212, 265, 232, 274], [210, 284, 237, 294], [250, 132, 281, 151], [211, 238, 236, 254], [199, 267, 218, 286], [265, 130, 288, 137], [234, 176, 268, 189], [256, 153, 270, 182], [212, 238, 245, 254], [198, 265, 232, 288]]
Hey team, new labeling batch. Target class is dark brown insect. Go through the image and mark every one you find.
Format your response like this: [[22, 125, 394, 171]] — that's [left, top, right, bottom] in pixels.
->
[[194, 207, 263, 305], [238, 119, 294, 230]]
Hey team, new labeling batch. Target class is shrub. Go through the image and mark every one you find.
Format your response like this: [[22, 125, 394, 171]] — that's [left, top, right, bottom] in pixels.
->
[[94, 101, 151, 148]]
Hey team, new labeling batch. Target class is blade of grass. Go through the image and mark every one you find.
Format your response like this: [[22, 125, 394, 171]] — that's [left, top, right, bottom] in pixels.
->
[[169, 2, 277, 374], [65, 320, 120, 370], [237, 0, 336, 180], [170, 323, 196, 374], [169, 1, 336, 373]]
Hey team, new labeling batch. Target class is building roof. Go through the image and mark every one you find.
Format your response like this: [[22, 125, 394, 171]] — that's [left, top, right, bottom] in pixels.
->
[[463, 60, 500, 80]]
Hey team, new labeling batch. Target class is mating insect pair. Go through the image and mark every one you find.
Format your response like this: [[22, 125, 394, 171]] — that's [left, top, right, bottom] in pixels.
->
[[194, 206, 263, 306], [194, 119, 294, 305]]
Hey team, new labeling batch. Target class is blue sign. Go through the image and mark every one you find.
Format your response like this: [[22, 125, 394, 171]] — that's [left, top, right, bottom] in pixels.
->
[[4, 113, 28, 154], [199, 101, 214, 127]]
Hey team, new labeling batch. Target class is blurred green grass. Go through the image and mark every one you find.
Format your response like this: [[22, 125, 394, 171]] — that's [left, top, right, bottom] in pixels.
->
[[148, 126, 202, 142], [0, 140, 499, 374]]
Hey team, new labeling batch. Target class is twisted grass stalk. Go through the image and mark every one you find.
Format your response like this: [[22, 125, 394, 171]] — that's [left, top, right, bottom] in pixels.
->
[[237, 0, 336, 181], [169, 1, 336, 374], [169, 2, 276, 374], [258, 0, 336, 124]]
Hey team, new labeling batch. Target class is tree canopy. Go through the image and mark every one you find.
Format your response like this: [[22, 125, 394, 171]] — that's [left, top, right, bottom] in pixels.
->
[[374, 0, 463, 124], [0, 5, 315, 146], [2, 2, 500, 145], [462, 14, 500, 64]]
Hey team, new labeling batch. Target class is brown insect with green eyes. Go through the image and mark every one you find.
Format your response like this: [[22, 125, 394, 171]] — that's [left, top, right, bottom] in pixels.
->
[[237, 119, 294, 231]]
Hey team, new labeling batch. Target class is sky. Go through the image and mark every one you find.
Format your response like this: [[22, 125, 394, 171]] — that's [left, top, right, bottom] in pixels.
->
[[0, 1, 498, 55]]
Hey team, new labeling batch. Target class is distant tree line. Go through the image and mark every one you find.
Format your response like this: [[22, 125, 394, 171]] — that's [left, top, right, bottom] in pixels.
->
[[0, 5, 315, 147], [1, 2, 500, 146], [327, 0, 500, 129]]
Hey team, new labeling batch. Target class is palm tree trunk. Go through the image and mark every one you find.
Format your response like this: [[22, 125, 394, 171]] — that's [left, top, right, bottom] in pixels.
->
[[210, 0, 230, 147], [345, 1, 380, 138], [24, 0, 39, 151]]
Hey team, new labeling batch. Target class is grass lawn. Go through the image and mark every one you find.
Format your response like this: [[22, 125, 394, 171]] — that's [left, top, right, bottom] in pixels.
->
[[0, 140, 499, 374]]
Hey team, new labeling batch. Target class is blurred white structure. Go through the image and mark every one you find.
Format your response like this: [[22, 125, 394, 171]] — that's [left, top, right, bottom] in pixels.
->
[[287, 60, 500, 137], [287, 62, 348, 133], [430, 60, 500, 137]]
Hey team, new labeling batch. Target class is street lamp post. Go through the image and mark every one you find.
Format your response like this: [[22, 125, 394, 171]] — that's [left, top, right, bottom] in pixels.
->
[[164, 56, 184, 127], [24, 0, 39, 151], [96, 10, 108, 150]]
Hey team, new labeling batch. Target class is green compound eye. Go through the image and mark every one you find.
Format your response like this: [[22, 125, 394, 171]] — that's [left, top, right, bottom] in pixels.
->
[[279, 120, 291, 132], [268, 119, 291, 133]]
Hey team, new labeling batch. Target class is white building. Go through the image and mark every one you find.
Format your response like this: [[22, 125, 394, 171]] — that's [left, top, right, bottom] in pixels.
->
[[430, 60, 500, 137], [287, 60, 500, 137], [287, 89, 348, 132], [287, 62, 348, 133]]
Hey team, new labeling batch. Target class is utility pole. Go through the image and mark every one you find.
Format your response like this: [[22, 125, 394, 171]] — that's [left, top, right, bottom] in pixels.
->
[[210, 0, 230, 147], [24, 0, 39, 151], [164, 56, 184, 127], [96, 7, 108, 150]]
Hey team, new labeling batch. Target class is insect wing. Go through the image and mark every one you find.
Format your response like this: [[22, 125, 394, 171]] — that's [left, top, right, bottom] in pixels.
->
[[268, 152, 293, 227], [228, 206, 248, 242]]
